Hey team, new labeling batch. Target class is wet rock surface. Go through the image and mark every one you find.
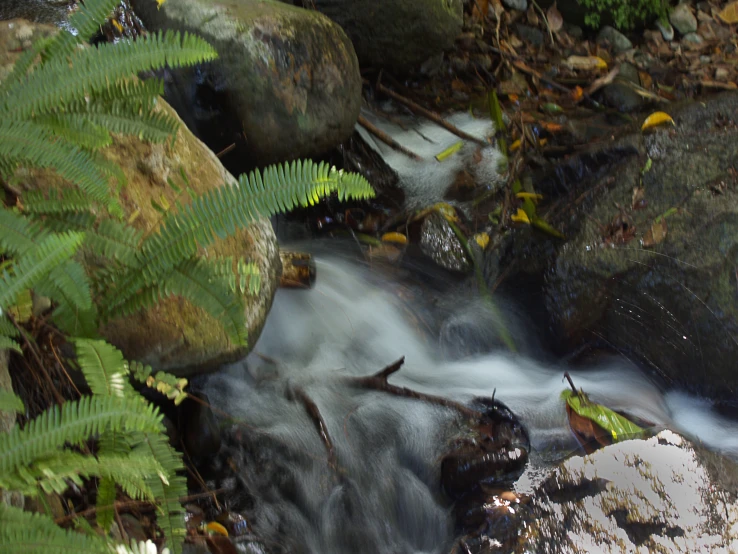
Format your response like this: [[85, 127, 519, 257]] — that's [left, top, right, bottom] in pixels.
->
[[420, 212, 472, 273], [304, 0, 464, 74], [534, 92, 738, 405], [130, 0, 361, 165], [525, 430, 738, 553]]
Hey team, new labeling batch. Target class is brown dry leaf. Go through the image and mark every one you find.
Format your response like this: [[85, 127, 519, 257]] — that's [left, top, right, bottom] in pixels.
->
[[639, 71, 653, 90], [490, 0, 504, 19], [701, 80, 738, 89], [642, 220, 667, 247], [631, 186, 647, 210], [565, 404, 612, 454], [564, 55, 608, 70], [472, 0, 489, 20], [547, 2, 563, 32], [718, 1, 738, 24], [527, 4, 539, 25]]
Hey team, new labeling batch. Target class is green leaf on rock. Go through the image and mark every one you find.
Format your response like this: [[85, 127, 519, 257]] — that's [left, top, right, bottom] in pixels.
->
[[561, 388, 645, 442]]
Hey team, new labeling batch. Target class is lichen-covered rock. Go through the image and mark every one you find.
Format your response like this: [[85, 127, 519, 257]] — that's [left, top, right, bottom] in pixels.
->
[[526, 431, 738, 553], [309, 0, 463, 73], [130, 0, 361, 164], [0, 19, 281, 377], [541, 92, 738, 405]]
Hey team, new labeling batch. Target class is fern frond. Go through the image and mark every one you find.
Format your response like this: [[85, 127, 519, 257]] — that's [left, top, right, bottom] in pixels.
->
[[0, 395, 163, 474], [0, 316, 18, 338], [68, 0, 122, 43], [89, 78, 165, 107], [165, 259, 248, 346], [0, 335, 23, 354], [73, 338, 132, 398], [0, 36, 52, 95], [33, 113, 112, 150], [105, 160, 373, 312], [0, 206, 48, 255], [0, 504, 111, 554], [0, 231, 85, 310], [95, 475, 117, 530], [129, 361, 188, 406], [211, 257, 261, 295], [37, 211, 97, 233], [80, 101, 180, 143], [21, 188, 94, 215], [4, 31, 217, 118], [0, 390, 24, 413], [85, 219, 142, 266], [132, 433, 187, 554], [0, 120, 115, 210], [49, 303, 99, 338], [37, 260, 94, 312]]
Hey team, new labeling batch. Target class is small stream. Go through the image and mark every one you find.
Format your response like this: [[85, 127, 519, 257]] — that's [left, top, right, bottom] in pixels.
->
[[201, 242, 738, 554]]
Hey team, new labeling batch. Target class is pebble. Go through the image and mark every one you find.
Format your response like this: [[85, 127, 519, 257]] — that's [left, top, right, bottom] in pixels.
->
[[597, 26, 633, 54], [502, 0, 527, 11], [655, 20, 674, 41], [669, 3, 698, 35], [681, 32, 704, 45], [715, 67, 729, 80]]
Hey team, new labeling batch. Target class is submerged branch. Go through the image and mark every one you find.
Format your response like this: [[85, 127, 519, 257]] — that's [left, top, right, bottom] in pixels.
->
[[346, 357, 482, 420], [293, 387, 338, 468]]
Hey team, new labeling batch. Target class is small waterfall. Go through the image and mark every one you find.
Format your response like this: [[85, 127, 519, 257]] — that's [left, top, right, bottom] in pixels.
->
[[202, 247, 738, 554]]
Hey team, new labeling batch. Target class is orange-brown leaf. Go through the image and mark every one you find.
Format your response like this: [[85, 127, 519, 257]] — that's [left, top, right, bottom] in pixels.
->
[[718, 1, 738, 24], [546, 2, 563, 32]]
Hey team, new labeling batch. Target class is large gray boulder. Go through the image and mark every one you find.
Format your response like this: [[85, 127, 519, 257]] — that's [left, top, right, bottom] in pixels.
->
[[539, 92, 738, 405], [309, 0, 463, 73], [131, 0, 361, 164], [526, 431, 738, 553]]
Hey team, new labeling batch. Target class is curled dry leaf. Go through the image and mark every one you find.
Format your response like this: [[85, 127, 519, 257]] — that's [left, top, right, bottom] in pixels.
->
[[381, 232, 408, 245], [642, 220, 667, 248], [546, 2, 563, 33], [564, 55, 608, 71]]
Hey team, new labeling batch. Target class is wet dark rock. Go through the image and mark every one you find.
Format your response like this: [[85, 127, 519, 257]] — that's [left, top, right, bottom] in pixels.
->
[[130, 0, 361, 164], [420, 212, 472, 273], [514, 23, 544, 47], [0, 0, 73, 27], [180, 392, 221, 463], [669, 3, 698, 35], [600, 62, 649, 112], [306, 0, 463, 73], [597, 25, 633, 53], [540, 92, 738, 405], [524, 431, 738, 553]]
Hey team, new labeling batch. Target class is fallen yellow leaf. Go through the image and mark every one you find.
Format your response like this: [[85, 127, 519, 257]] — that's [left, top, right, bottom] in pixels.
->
[[204, 522, 229, 536], [156, 0, 167, 8], [564, 56, 608, 71], [510, 139, 522, 152], [718, 1, 738, 24], [516, 192, 543, 203], [474, 232, 490, 249], [511, 208, 531, 224], [641, 111, 675, 131], [381, 232, 408, 245], [111, 19, 123, 33]]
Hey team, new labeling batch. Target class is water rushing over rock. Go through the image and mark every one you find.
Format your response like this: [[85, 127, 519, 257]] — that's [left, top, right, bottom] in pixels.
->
[[200, 247, 738, 553]]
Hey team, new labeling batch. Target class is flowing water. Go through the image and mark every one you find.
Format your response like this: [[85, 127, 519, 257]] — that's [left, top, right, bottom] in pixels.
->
[[202, 243, 738, 554]]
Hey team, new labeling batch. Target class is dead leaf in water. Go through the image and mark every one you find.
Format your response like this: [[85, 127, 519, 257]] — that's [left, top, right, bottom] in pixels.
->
[[631, 186, 647, 210], [564, 55, 608, 71], [546, 2, 563, 33], [641, 111, 675, 131], [642, 220, 667, 247]]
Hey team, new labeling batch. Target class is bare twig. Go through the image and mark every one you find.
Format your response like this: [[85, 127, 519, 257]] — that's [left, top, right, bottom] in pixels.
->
[[345, 357, 483, 420], [293, 388, 338, 468], [357, 115, 422, 160], [375, 83, 489, 146]]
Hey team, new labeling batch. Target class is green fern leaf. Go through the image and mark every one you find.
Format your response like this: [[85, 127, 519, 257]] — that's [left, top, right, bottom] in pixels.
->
[[0, 231, 85, 311], [0, 316, 18, 338], [80, 101, 180, 143], [37, 211, 97, 233], [21, 188, 94, 215], [37, 260, 94, 312], [95, 475, 117, 531], [4, 31, 217, 118], [68, 0, 122, 43], [0, 504, 111, 554], [0, 390, 24, 413], [129, 361, 188, 406], [85, 219, 142, 267], [105, 160, 373, 314], [0, 335, 23, 354], [0, 120, 116, 211], [73, 338, 133, 398], [49, 303, 99, 339], [0, 206, 48, 255], [0, 395, 163, 474], [33, 113, 112, 150], [89, 77, 165, 107], [0, 36, 51, 94], [132, 433, 187, 554]]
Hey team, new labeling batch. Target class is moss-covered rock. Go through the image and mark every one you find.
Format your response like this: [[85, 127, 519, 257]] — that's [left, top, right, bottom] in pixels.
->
[[130, 0, 361, 164], [0, 19, 281, 377], [310, 0, 463, 73]]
